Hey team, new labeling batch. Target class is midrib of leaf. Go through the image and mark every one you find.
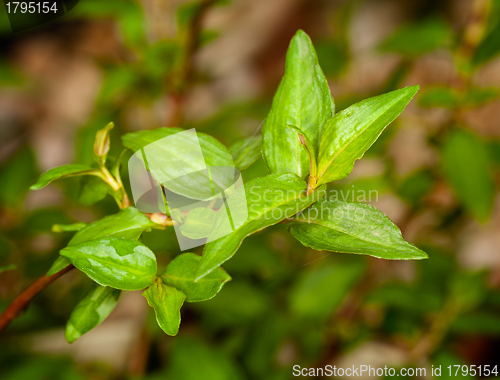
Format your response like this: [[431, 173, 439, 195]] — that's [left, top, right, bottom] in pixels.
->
[[158, 298, 175, 326], [295, 67, 304, 177], [73, 225, 143, 243], [70, 254, 154, 278], [164, 274, 218, 284]]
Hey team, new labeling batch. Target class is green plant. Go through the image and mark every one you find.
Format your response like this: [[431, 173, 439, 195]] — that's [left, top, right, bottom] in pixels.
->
[[0, 30, 426, 340]]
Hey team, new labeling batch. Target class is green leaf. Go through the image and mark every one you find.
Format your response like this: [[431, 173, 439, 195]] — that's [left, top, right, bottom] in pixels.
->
[[122, 127, 234, 199], [46, 256, 71, 276], [287, 125, 317, 179], [262, 30, 334, 178], [449, 271, 486, 310], [442, 129, 495, 222], [180, 207, 217, 239], [289, 261, 366, 318], [398, 170, 434, 205], [165, 336, 245, 380], [192, 282, 269, 327], [65, 284, 120, 343], [0, 264, 16, 274], [379, 18, 451, 58], [0, 147, 37, 207], [161, 253, 231, 302], [473, 20, 500, 67], [30, 164, 102, 190], [418, 87, 459, 109], [418, 86, 499, 109], [48, 207, 156, 275], [229, 135, 262, 171], [143, 281, 185, 336], [51, 222, 87, 233], [170, 209, 185, 224], [366, 282, 441, 313], [195, 173, 326, 280], [289, 199, 428, 260], [70, 207, 156, 245], [61, 237, 157, 290], [464, 87, 500, 106], [317, 86, 418, 185], [78, 175, 111, 205], [451, 312, 500, 335], [122, 127, 233, 167], [433, 352, 474, 380], [93, 122, 114, 165]]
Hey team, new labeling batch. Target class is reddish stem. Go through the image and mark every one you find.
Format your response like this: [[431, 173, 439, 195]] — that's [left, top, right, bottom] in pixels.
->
[[0, 264, 75, 335]]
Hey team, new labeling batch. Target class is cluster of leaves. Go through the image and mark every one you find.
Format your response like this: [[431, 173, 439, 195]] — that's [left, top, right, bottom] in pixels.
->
[[24, 30, 426, 340]]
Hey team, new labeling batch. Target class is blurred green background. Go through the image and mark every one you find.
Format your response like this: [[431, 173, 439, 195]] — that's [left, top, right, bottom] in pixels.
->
[[1, 0, 500, 379]]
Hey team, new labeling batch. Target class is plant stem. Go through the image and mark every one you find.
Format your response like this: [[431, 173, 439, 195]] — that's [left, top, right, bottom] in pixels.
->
[[0, 264, 75, 335], [306, 174, 317, 196]]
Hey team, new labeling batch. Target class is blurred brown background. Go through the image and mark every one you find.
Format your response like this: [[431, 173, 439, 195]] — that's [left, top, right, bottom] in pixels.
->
[[1, 0, 499, 379]]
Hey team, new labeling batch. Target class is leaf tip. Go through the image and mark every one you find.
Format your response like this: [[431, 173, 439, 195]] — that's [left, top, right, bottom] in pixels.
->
[[65, 323, 80, 344], [410, 246, 428, 260], [407, 84, 420, 96]]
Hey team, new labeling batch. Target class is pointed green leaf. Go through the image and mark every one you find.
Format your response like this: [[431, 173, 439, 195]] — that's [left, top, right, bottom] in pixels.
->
[[93, 122, 114, 165], [289, 199, 428, 260], [442, 129, 495, 222], [162, 253, 231, 302], [180, 207, 217, 239], [30, 164, 102, 190], [122, 127, 233, 167], [122, 127, 234, 199], [317, 86, 418, 185], [195, 173, 326, 280], [65, 284, 120, 343], [61, 237, 157, 290], [48, 207, 156, 275], [69, 207, 156, 245], [143, 281, 185, 336], [229, 135, 262, 171], [51, 222, 88, 233], [262, 30, 334, 178], [290, 261, 366, 318]]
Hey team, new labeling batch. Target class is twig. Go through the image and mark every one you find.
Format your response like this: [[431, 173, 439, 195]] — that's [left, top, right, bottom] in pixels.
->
[[0, 264, 75, 335]]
